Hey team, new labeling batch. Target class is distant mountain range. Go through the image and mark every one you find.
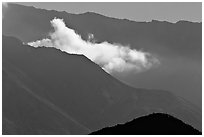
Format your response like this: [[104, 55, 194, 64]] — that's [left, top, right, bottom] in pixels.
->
[[3, 3, 201, 60], [90, 113, 201, 135], [2, 35, 201, 134]]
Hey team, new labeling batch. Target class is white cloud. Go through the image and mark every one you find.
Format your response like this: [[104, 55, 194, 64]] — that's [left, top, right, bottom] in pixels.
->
[[28, 18, 159, 73]]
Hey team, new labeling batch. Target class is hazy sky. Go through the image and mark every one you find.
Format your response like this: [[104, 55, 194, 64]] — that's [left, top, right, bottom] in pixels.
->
[[17, 2, 201, 23]]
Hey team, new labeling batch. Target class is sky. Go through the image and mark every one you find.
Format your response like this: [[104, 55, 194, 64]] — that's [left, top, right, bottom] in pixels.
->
[[17, 2, 202, 23]]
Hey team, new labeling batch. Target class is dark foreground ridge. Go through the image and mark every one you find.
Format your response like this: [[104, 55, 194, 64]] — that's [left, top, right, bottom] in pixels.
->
[[90, 113, 201, 135]]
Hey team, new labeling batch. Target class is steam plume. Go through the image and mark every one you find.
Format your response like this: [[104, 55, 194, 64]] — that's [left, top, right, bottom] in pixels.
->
[[28, 18, 159, 73]]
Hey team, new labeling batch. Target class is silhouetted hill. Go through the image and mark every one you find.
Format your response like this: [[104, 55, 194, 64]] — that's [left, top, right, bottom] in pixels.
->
[[2, 35, 201, 134], [90, 113, 201, 135]]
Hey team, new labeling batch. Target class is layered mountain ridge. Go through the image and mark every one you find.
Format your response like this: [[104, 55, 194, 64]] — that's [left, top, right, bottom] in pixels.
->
[[2, 35, 202, 134], [3, 3, 202, 109]]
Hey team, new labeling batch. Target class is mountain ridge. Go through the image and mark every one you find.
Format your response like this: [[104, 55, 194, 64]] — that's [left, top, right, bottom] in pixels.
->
[[9, 3, 202, 24]]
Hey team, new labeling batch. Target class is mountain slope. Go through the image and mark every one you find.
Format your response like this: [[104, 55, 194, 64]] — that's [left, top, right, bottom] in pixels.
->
[[3, 64, 90, 134], [90, 113, 201, 135], [2, 35, 202, 134]]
